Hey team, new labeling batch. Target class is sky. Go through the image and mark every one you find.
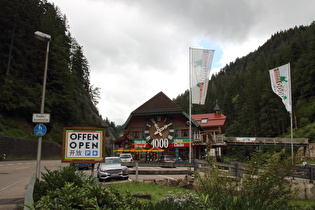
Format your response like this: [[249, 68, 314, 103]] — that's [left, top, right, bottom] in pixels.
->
[[49, 0, 315, 125]]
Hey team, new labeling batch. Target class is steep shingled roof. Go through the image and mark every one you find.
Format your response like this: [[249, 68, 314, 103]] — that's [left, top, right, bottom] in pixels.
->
[[132, 91, 183, 114], [123, 91, 199, 128]]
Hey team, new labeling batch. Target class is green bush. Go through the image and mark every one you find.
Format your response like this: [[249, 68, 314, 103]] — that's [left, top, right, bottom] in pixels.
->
[[144, 192, 204, 209], [32, 165, 143, 209], [195, 152, 295, 209]]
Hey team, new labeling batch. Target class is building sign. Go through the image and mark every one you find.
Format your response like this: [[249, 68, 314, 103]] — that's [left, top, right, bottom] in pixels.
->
[[236, 137, 256, 142], [168, 138, 190, 147], [133, 140, 151, 149], [133, 138, 191, 148], [62, 127, 106, 163]]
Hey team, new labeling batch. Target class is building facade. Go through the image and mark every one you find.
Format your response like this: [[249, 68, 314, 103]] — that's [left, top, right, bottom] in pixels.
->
[[114, 91, 226, 161]]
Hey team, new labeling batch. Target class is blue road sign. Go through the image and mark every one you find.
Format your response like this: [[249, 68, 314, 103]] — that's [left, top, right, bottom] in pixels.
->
[[34, 124, 47, 136]]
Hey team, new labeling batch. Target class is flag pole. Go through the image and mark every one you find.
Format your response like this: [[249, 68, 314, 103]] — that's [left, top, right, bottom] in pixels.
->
[[189, 47, 192, 163], [289, 63, 294, 164]]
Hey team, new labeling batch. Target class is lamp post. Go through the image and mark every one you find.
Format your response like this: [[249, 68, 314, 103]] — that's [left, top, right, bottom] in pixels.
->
[[34, 31, 51, 179]]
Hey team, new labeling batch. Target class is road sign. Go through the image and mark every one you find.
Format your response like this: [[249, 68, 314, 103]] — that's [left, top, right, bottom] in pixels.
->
[[34, 124, 47, 136], [32, 113, 50, 123]]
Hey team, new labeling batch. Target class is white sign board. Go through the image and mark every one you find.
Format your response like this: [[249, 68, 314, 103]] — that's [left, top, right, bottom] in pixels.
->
[[62, 127, 106, 163], [236, 137, 256, 142], [32, 113, 50, 123]]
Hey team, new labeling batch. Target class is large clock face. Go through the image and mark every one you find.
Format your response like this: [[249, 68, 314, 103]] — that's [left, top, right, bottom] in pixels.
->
[[144, 116, 174, 148]]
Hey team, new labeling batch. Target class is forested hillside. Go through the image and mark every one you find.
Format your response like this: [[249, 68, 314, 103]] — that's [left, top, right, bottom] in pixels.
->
[[0, 0, 117, 143], [174, 22, 315, 142]]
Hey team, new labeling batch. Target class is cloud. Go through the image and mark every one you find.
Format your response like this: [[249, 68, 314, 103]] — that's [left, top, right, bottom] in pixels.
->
[[50, 0, 315, 125]]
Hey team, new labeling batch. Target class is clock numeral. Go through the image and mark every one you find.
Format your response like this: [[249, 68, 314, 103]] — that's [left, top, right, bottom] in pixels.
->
[[151, 138, 169, 148], [146, 136, 152, 141], [169, 129, 174, 133], [167, 135, 173, 140], [146, 124, 151, 128], [144, 130, 149, 134]]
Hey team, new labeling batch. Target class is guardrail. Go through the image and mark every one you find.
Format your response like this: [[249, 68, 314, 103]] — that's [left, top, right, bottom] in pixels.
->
[[24, 174, 36, 210]]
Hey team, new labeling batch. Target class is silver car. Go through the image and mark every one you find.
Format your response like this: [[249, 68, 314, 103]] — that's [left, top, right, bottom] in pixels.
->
[[97, 157, 129, 181]]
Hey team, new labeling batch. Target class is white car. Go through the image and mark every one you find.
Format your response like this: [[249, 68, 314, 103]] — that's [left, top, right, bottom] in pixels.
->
[[97, 157, 129, 181], [119, 153, 133, 162]]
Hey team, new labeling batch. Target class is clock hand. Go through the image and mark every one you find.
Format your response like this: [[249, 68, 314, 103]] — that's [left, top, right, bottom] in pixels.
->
[[154, 127, 163, 136], [154, 123, 172, 135], [151, 119, 162, 136]]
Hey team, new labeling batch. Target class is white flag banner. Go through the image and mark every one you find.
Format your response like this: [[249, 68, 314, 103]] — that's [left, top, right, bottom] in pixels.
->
[[269, 63, 292, 113], [190, 48, 214, 105]]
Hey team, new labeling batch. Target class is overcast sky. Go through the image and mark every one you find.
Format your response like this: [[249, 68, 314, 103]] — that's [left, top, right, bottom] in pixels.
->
[[49, 0, 314, 125]]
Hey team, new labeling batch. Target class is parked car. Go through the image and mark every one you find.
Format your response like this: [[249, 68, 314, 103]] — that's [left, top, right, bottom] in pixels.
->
[[97, 157, 129, 181], [76, 163, 91, 170], [156, 155, 176, 163], [119, 153, 133, 162]]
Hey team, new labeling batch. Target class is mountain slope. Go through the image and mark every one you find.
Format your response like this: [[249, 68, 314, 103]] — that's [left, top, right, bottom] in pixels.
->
[[174, 22, 315, 141]]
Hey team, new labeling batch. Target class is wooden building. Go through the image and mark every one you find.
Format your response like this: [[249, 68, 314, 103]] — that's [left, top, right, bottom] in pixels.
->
[[115, 91, 227, 161]]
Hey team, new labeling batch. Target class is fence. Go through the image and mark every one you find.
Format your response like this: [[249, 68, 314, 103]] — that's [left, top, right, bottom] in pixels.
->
[[197, 160, 315, 183]]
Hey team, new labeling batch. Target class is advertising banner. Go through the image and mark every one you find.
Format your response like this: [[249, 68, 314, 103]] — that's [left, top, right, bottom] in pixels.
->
[[191, 48, 214, 105]]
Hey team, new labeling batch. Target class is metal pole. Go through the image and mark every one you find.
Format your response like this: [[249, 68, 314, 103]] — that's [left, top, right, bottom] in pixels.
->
[[189, 47, 192, 163], [288, 63, 294, 165], [36, 40, 50, 179]]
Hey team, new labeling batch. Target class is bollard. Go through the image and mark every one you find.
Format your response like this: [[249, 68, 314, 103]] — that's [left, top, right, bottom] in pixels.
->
[[91, 164, 95, 177], [235, 162, 239, 178], [194, 159, 198, 171], [136, 162, 138, 181]]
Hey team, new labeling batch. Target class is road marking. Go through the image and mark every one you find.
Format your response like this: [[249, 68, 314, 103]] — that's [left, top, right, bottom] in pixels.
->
[[0, 177, 30, 192], [157, 175, 176, 180], [16, 167, 29, 170]]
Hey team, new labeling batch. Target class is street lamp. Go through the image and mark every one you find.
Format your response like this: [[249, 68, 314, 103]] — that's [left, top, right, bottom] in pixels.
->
[[34, 31, 51, 179]]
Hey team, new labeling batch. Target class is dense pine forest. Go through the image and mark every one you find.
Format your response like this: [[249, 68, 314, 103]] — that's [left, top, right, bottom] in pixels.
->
[[175, 22, 315, 142], [0, 0, 117, 143]]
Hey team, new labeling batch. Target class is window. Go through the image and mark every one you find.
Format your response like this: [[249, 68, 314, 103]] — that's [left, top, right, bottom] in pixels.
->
[[201, 118, 208, 124], [132, 131, 139, 138], [181, 129, 189, 137]]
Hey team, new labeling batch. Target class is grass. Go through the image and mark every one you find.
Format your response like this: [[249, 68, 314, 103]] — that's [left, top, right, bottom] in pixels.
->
[[288, 199, 315, 209], [110, 181, 315, 208], [109, 181, 197, 204]]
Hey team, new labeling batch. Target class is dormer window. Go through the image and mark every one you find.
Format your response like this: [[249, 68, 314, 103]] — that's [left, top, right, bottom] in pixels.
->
[[201, 118, 208, 124]]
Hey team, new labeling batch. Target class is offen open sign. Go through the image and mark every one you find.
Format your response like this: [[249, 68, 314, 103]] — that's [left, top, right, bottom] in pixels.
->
[[62, 127, 106, 163]]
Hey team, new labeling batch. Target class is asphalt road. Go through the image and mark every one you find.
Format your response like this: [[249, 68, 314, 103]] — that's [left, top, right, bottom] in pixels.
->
[[0, 160, 68, 210], [0, 161, 189, 209]]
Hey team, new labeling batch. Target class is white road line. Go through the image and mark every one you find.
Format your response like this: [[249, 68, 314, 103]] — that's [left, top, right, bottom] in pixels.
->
[[0, 177, 30, 192], [157, 175, 176, 180], [16, 167, 29, 170]]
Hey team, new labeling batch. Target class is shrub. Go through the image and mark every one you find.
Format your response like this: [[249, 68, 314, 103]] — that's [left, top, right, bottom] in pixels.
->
[[144, 192, 204, 209], [241, 151, 295, 208], [195, 152, 295, 209], [32, 165, 143, 209]]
